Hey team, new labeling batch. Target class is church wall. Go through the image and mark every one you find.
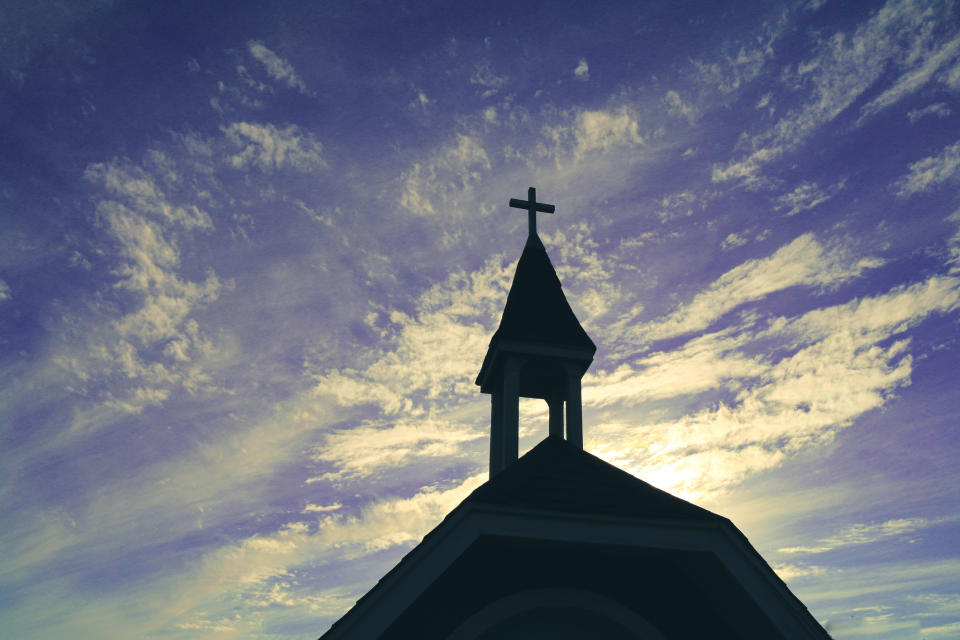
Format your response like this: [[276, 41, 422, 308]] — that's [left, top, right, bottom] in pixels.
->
[[379, 535, 785, 639]]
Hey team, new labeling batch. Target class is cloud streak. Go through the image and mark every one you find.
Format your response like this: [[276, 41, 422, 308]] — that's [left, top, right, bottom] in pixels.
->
[[248, 41, 307, 93], [635, 233, 883, 344]]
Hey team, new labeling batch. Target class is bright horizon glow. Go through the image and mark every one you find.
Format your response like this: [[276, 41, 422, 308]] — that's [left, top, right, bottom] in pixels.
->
[[2, 1, 960, 638]]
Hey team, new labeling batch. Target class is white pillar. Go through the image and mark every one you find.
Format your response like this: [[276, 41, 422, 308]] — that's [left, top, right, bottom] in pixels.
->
[[501, 357, 521, 467], [548, 390, 564, 439], [489, 391, 504, 478], [564, 363, 583, 449]]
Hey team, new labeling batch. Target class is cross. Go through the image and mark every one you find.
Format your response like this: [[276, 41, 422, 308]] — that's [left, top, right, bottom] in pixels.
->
[[509, 187, 555, 237]]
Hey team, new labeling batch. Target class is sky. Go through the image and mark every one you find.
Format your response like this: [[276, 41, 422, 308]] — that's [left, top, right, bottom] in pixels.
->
[[1, 0, 960, 637]]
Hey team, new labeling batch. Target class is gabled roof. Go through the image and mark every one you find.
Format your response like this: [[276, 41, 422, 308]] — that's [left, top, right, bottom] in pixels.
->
[[319, 437, 831, 639], [489, 234, 595, 353], [467, 436, 722, 522]]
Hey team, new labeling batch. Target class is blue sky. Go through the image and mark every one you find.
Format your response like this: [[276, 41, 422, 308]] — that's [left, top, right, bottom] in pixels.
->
[[2, 0, 960, 637]]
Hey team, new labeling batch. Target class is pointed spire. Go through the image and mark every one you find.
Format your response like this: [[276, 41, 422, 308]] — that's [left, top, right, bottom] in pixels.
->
[[490, 232, 595, 353]]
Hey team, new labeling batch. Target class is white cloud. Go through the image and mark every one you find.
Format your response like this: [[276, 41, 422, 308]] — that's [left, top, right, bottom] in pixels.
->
[[574, 58, 589, 80], [470, 60, 506, 96], [585, 330, 763, 408], [543, 106, 645, 166], [907, 102, 952, 123], [776, 181, 843, 216], [664, 90, 697, 124], [0, 278, 10, 302], [923, 621, 960, 637], [721, 232, 748, 249], [572, 107, 644, 157], [222, 122, 325, 172], [247, 41, 307, 92], [310, 417, 483, 481], [895, 139, 960, 197], [592, 274, 960, 501], [779, 517, 936, 554], [947, 210, 960, 274], [410, 89, 433, 110], [543, 221, 623, 326], [859, 34, 960, 121], [399, 133, 491, 217], [76, 156, 225, 415], [302, 503, 342, 513], [314, 252, 510, 417], [946, 58, 960, 89], [714, 0, 957, 184], [638, 233, 883, 343], [755, 92, 775, 115], [772, 562, 827, 581], [908, 593, 960, 615], [84, 159, 213, 229], [654, 190, 698, 223], [693, 33, 776, 95], [158, 474, 486, 632]]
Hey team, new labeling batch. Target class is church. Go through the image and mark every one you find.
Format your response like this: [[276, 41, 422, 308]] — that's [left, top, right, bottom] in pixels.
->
[[319, 189, 831, 639]]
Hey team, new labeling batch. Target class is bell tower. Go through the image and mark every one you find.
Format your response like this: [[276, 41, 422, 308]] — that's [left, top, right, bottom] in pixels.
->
[[476, 188, 596, 477]]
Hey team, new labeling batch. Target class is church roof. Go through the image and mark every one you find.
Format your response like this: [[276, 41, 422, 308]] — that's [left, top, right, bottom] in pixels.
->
[[466, 436, 722, 523], [489, 234, 596, 353], [319, 436, 833, 639]]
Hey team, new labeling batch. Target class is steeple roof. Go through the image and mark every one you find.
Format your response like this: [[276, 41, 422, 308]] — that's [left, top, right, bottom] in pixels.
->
[[490, 234, 595, 352]]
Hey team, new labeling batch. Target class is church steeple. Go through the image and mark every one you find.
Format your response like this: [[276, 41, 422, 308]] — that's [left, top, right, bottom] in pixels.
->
[[476, 188, 596, 478]]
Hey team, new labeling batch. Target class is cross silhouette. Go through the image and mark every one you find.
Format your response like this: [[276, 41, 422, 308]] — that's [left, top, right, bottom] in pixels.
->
[[509, 187, 555, 237]]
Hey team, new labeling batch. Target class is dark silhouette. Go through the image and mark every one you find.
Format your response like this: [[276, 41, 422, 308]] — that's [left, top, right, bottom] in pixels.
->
[[478, 188, 594, 476], [319, 189, 831, 639]]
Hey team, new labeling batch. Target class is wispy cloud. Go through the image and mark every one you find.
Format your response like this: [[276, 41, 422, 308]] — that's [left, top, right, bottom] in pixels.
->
[[592, 273, 960, 500], [585, 330, 763, 408], [399, 133, 491, 218], [714, 0, 958, 185], [310, 417, 483, 482], [923, 621, 960, 637], [947, 210, 960, 274], [664, 90, 698, 124], [74, 156, 225, 415], [721, 232, 748, 249], [546, 106, 645, 163], [858, 34, 960, 122], [895, 139, 960, 197], [314, 252, 510, 416], [779, 517, 938, 554], [776, 180, 843, 216], [573, 58, 589, 80], [907, 102, 952, 123], [470, 60, 506, 97], [772, 562, 827, 581], [247, 41, 307, 93], [637, 233, 883, 343], [164, 473, 486, 633], [222, 122, 325, 172], [302, 503, 342, 513], [692, 17, 779, 95]]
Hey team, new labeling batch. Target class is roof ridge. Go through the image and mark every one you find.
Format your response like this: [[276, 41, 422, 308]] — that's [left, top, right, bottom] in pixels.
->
[[465, 437, 722, 522]]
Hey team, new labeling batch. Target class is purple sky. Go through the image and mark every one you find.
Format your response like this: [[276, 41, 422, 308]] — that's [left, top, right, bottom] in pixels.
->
[[2, 1, 960, 637]]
